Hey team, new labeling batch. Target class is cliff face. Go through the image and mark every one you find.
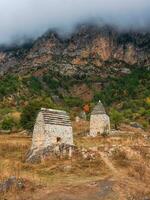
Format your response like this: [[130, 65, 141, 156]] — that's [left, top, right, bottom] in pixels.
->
[[0, 25, 150, 77]]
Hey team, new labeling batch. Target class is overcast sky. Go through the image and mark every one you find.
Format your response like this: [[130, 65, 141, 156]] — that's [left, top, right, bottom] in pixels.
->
[[0, 0, 150, 44]]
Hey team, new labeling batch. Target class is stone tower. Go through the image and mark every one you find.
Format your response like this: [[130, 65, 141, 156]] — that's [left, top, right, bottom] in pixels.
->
[[26, 108, 73, 162], [90, 101, 110, 136]]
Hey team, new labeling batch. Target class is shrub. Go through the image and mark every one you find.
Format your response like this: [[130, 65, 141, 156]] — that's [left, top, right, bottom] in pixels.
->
[[110, 109, 124, 129], [28, 77, 42, 93], [0, 75, 20, 98], [145, 97, 150, 106], [145, 109, 150, 118], [94, 68, 150, 106], [64, 97, 83, 108], [43, 75, 60, 90], [122, 109, 133, 119], [1, 116, 16, 131], [141, 121, 149, 130]]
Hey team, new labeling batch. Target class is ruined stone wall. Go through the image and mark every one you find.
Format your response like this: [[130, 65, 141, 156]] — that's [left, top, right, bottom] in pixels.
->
[[90, 114, 110, 137]]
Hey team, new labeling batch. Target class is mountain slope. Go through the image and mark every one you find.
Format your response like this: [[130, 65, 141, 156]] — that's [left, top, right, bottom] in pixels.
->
[[0, 25, 150, 131], [0, 25, 150, 77]]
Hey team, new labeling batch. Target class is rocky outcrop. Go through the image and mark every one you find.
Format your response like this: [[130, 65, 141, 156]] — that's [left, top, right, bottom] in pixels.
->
[[0, 25, 150, 77]]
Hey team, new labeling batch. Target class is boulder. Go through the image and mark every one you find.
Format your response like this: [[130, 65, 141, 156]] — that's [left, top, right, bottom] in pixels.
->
[[130, 122, 143, 129]]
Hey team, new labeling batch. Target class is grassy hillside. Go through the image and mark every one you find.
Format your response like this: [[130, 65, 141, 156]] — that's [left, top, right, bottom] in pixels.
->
[[0, 67, 149, 132]]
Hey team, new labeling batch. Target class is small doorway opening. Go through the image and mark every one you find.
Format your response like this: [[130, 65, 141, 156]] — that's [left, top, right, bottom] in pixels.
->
[[56, 137, 61, 143], [97, 131, 101, 136]]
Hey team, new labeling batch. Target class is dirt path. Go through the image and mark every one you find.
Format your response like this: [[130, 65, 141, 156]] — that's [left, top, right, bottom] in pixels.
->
[[99, 147, 150, 200], [99, 152, 118, 175], [99, 151, 128, 199]]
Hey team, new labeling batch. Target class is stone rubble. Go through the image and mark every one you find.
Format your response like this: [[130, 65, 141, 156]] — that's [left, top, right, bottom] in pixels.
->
[[0, 176, 24, 193]]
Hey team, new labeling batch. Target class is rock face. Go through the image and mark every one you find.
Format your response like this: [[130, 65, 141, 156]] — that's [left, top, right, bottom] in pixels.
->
[[27, 108, 74, 162], [90, 101, 110, 136], [0, 25, 150, 77]]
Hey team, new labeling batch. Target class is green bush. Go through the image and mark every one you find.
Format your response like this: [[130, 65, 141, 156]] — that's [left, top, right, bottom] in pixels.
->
[[122, 109, 133, 119], [110, 109, 124, 129], [94, 68, 150, 126], [64, 97, 83, 108], [144, 110, 150, 118], [43, 75, 60, 90], [1, 117, 16, 131], [28, 76, 42, 93], [141, 121, 149, 130], [0, 75, 20, 98], [94, 68, 150, 106]]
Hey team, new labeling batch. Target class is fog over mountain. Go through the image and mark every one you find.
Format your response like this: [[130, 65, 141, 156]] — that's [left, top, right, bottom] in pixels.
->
[[0, 0, 150, 45]]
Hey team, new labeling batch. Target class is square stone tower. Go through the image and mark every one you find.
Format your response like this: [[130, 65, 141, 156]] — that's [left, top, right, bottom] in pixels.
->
[[27, 108, 73, 162]]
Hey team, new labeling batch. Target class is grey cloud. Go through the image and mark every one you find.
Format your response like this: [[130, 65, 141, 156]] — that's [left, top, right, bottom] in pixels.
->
[[0, 0, 150, 44]]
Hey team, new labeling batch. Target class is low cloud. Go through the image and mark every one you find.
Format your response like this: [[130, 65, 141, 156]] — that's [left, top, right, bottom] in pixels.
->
[[0, 0, 150, 44]]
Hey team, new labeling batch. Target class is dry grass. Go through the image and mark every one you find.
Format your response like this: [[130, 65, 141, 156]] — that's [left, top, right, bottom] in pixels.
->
[[111, 148, 130, 168], [0, 133, 110, 187], [0, 123, 150, 199]]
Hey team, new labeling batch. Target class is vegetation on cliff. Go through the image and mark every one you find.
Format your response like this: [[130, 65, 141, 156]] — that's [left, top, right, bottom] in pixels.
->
[[0, 66, 149, 132]]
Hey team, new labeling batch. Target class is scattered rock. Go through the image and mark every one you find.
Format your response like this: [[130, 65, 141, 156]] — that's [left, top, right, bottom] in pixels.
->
[[80, 147, 99, 160], [130, 122, 143, 129], [0, 176, 25, 193], [0, 129, 11, 134], [98, 179, 115, 198], [26, 144, 75, 163], [89, 147, 98, 152], [63, 165, 72, 172], [120, 68, 131, 74]]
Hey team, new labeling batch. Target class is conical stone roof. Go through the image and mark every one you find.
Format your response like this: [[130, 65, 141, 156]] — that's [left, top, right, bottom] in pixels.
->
[[91, 100, 106, 115]]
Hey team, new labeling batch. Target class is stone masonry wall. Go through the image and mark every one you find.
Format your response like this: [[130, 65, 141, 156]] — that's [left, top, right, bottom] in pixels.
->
[[31, 112, 45, 150], [31, 112, 73, 151], [90, 114, 110, 137], [44, 124, 73, 147]]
